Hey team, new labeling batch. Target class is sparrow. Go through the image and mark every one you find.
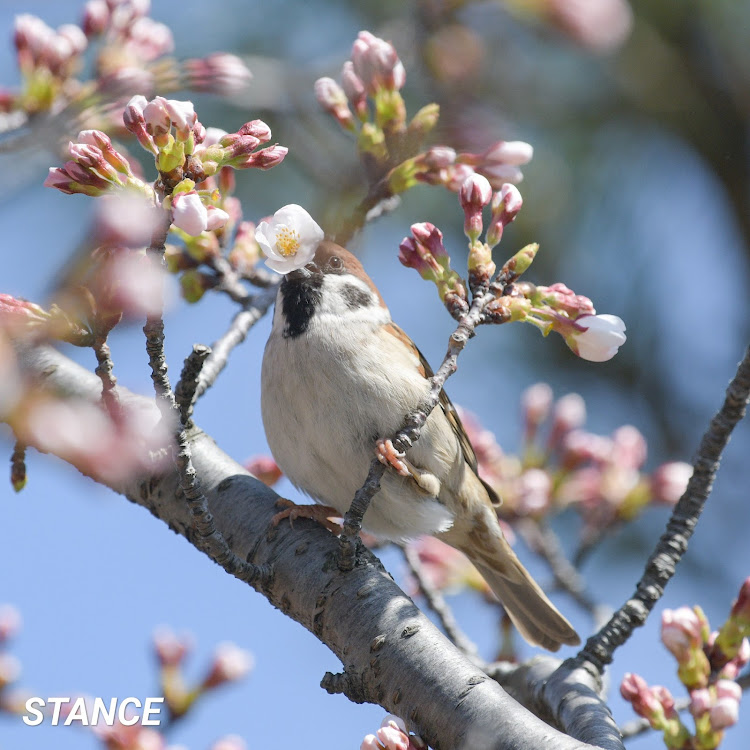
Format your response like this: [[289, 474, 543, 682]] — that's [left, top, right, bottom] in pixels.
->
[[261, 239, 580, 651]]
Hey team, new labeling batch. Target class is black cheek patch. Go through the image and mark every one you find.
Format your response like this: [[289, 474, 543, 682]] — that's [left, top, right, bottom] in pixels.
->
[[280, 276, 323, 338], [340, 284, 373, 310]]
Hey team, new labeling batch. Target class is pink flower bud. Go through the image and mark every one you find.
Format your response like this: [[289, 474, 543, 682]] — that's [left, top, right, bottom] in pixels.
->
[[559, 430, 613, 467], [57, 24, 87, 55], [360, 736, 380, 750], [422, 146, 457, 170], [486, 183, 523, 247], [172, 192, 208, 236], [410, 222, 449, 262], [205, 205, 230, 231], [153, 626, 192, 667], [689, 688, 712, 717], [123, 95, 157, 154], [716, 679, 742, 702], [126, 17, 174, 61], [650, 462, 691, 506], [516, 468, 552, 516], [459, 174, 492, 241], [202, 642, 253, 688], [483, 140, 534, 166], [315, 76, 355, 130], [165, 98, 196, 135], [211, 736, 247, 750], [184, 53, 252, 95], [552, 392, 586, 435], [82, 0, 109, 36], [0, 605, 22, 642], [730, 577, 750, 625], [237, 119, 272, 143], [620, 673, 663, 721], [611, 425, 647, 471], [710, 697, 740, 731], [142, 96, 170, 137], [341, 60, 366, 111], [376, 724, 409, 750], [521, 382, 553, 437], [237, 144, 288, 170], [398, 237, 440, 280], [459, 173, 493, 211], [245, 456, 282, 487], [661, 607, 703, 661]]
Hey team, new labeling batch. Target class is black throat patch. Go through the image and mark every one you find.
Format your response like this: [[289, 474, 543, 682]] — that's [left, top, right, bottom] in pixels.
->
[[279, 275, 324, 338]]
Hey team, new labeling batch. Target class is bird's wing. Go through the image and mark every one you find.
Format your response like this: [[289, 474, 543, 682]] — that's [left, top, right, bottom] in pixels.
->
[[385, 323, 502, 506]]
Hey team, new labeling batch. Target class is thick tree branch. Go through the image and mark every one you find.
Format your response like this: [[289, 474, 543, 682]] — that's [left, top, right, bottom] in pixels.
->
[[13, 342, 622, 750]]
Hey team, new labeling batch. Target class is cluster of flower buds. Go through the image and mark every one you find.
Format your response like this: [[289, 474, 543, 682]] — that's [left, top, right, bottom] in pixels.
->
[[316, 31, 408, 133], [399, 222, 468, 316], [45, 129, 148, 198], [620, 674, 691, 749], [456, 386, 691, 528], [622, 583, 750, 749], [392, 139, 533, 198], [13, 14, 87, 112], [83, 0, 173, 68], [499, 280, 626, 362], [361, 715, 427, 750], [316, 31, 444, 185], [399, 176, 529, 314], [153, 627, 253, 721]]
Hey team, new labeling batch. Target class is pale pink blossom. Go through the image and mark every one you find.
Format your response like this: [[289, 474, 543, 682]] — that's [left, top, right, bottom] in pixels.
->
[[210, 736, 247, 750], [568, 314, 626, 362], [710, 696, 740, 731], [172, 192, 208, 236], [521, 382, 553, 436], [689, 687, 711, 716], [164, 98, 196, 134], [153, 626, 192, 668], [661, 607, 703, 661], [650, 462, 692, 506], [203, 642, 254, 688], [205, 205, 230, 231], [0, 605, 22, 642], [483, 140, 533, 166], [611, 425, 647, 470]]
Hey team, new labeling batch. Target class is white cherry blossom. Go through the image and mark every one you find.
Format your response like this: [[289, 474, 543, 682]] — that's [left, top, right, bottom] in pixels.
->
[[255, 204, 324, 274]]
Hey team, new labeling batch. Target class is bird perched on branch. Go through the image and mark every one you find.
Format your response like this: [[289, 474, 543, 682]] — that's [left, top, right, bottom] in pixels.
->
[[261, 234, 579, 651]]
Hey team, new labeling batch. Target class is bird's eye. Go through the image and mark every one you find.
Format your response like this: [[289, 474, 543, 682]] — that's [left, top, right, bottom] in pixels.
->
[[329, 256, 343, 270]]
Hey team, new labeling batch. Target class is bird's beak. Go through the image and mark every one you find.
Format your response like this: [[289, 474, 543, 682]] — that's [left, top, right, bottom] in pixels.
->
[[286, 262, 319, 282]]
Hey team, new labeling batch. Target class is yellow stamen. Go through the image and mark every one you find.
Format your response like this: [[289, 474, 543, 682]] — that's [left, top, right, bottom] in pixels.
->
[[275, 225, 301, 257]]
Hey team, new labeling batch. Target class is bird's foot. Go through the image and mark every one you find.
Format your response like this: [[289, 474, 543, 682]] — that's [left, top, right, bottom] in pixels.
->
[[272, 499, 342, 534], [375, 438, 410, 477]]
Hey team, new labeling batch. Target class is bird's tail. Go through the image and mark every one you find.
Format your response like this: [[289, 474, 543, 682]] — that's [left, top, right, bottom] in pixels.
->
[[441, 510, 580, 651]]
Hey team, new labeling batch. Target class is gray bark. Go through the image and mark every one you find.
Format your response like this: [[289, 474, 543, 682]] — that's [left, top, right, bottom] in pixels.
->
[[14, 342, 623, 750]]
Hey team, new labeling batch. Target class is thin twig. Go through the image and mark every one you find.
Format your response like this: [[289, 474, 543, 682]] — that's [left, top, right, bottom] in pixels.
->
[[10, 440, 27, 492], [194, 286, 277, 400], [339, 288, 491, 571], [401, 544, 480, 659], [92, 333, 121, 421], [174, 344, 212, 427], [517, 518, 611, 629], [573, 346, 750, 674], [143, 208, 271, 586]]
